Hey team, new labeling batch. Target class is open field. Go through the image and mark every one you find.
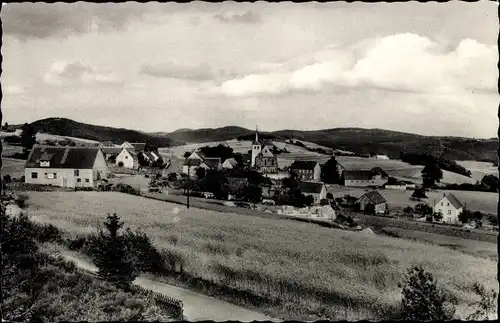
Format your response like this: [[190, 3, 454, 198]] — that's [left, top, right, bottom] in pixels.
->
[[456, 160, 498, 182], [327, 186, 497, 215], [36, 132, 101, 145], [1, 142, 24, 157], [380, 227, 497, 260], [1, 157, 26, 178], [23, 191, 497, 320]]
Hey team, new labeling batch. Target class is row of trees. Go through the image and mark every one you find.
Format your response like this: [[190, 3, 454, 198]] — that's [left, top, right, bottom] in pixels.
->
[[401, 152, 472, 178]]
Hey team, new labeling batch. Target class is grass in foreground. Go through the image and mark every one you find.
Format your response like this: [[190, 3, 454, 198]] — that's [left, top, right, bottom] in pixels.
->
[[24, 191, 498, 320]]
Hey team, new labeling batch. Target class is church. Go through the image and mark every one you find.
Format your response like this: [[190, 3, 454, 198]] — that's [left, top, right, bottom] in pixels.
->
[[251, 127, 279, 174]]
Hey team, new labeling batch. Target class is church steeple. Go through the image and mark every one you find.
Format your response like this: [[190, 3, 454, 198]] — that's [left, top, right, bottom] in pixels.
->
[[254, 126, 259, 144]]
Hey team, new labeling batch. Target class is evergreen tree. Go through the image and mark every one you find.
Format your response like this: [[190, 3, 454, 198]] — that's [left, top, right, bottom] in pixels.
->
[[321, 156, 340, 184], [242, 184, 262, 208], [421, 162, 443, 188], [87, 214, 139, 288], [20, 123, 36, 154]]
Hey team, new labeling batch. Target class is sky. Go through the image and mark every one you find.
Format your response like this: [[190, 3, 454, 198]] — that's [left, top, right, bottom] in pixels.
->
[[1, 1, 498, 138]]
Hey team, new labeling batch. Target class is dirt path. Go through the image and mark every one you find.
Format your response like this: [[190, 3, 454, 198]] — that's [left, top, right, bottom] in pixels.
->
[[59, 251, 276, 322]]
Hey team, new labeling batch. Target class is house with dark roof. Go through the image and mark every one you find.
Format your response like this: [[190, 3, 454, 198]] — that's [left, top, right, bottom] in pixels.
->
[[222, 158, 238, 170], [290, 160, 321, 181], [24, 145, 110, 188], [120, 141, 146, 153], [297, 181, 327, 205], [433, 193, 464, 225], [344, 167, 388, 187], [355, 191, 387, 214], [182, 150, 221, 176]]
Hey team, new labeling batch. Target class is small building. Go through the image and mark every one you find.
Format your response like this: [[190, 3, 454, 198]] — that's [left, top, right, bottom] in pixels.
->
[[344, 167, 389, 187], [182, 150, 221, 176], [289, 160, 321, 182], [370, 154, 390, 160], [433, 193, 464, 225], [100, 147, 123, 162], [120, 141, 146, 153], [141, 151, 160, 164], [222, 158, 238, 170], [115, 148, 138, 169], [356, 191, 387, 214], [99, 141, 118, 148], [297, 181, 327, 205], [24, 145, 110, 188]]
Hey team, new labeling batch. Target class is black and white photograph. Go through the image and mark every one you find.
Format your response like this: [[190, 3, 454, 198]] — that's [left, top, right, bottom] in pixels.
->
[[0, 1, 498, 321]]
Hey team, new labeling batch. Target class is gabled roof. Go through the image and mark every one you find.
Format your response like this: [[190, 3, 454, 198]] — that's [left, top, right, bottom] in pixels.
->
[[143, 152, 156, 161], [122, 148, 137, 156], [344, 170, 372, 180], [25, 145, 101, 169], [257, 146, 275, 158], [131, 143, 146, 151], [223, 158, 238, 167], [203, 157, 221, 169], [189, 150, 207, 160], [298, 181, 325, 194], [438, 193, 463, 209], [290, 160, 319, 170], [358, 191, 386, 204], [184, 158, 201, 166], [101, 147, 123, 155]]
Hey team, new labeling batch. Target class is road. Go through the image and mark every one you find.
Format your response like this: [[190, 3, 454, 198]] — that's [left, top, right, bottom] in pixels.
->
[[60, 251, 276, 322]]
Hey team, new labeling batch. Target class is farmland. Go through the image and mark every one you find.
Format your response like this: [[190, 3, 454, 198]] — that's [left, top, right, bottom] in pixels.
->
[[23, 191, 497, 320], [327, 186, 497, 215], [1, 157, 26, 178], [456, 160, 498, 182]]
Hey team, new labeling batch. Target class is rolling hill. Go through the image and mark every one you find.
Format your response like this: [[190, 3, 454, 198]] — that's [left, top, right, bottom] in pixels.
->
[[13, 118, 498, 163]]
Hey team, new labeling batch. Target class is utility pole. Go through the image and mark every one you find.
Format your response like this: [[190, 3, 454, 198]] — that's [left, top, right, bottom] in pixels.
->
[[186, 161, 190, 209]]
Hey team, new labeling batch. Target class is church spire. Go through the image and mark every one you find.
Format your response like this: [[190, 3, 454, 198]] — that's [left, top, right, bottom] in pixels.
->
[[255, 125, 259, 143]]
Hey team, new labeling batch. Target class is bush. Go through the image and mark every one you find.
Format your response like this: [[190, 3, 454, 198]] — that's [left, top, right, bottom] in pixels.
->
[[15, 194, 29, 208], [320, 199, 329, 206], [3, 174, 12, 183], [399, 265, 454, 320], [326, 192, 334, 200]]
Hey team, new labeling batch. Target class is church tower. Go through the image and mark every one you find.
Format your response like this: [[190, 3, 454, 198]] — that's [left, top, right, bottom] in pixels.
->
[[251, 126, 262, 168]]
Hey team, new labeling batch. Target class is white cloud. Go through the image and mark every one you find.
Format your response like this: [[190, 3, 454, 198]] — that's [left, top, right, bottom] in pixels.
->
[[215, 33, 497, 97], [3, 85, 24, 94], [43, 61, 122, 86], [140, 61, 219, 81]]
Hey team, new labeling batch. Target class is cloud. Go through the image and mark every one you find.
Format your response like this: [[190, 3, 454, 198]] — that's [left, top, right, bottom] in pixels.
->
[[3, 85, 24, 95], [43, 61, 122, 86], [213, 10, 261, 24], [1, 2, 165, 40], [214, 33, 497, 97], [140, 61, 223, 81]]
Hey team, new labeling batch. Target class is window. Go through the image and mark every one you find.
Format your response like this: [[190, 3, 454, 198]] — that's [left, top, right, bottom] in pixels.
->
[[125, 156, 129, 159], [77, 179, 82, 183], [31, 172, 38, 179], [447, 202, 450, 206], [74, 170, 79, 176], [54, 173, 57, 179], [438, 209, 442, 214], [46, 173, 55, 179], [85, 179, 90, 183], [441, 202, 443, 206], [448, 210, 451, 215]]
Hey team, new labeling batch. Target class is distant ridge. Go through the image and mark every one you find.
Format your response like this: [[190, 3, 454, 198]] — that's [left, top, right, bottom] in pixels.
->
[[13, 118, 497, 162]]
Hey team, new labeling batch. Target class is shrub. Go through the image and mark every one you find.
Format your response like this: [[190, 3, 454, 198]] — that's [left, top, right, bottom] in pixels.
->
[[364, 203, 375, 215], [3, 174, 12, 183], [403, 206, 413, 215], [467, 282, 498, 320], [320, 199, 329, 206], [399, 265, 454, 321], [15, 194, 29, 208], [326, 192, 334, 200]]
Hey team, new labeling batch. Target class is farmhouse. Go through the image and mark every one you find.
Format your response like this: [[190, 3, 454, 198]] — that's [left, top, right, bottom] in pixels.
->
[[120, 141, 146, 152], [356, 191, 387, 214], [343, 167, 389, 187], [100, 147, 123, 162], [141, 151, 160, 164], [297, 181, 327, 205], [24, 145, 110, 188], [251, 127, 278, 174], [115, 148, 138, 169], [182, 150, 221, 176], [289, 160, 321, 181], [433, 193, 463, 225]]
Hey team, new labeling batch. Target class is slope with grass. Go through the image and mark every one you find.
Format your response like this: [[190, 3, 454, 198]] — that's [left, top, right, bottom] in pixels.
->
[[23, 191, 497, 320], [2, 157, 26, 178]]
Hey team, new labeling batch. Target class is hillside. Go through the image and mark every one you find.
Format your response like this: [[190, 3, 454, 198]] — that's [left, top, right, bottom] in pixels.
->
[[169, 127, 497, 162], [16, 118, 182, 147], [13, 118, 497, 162]]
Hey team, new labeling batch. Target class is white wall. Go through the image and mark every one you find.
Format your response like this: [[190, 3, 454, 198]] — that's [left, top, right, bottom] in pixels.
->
[[434, 197, 462, 224], [116, 149, 135, 169], [25, 168, 94, 188]]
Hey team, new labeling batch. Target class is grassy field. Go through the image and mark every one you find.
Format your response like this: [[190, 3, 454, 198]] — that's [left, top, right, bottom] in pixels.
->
[[456, 160, 498, 182], [327, 186, 497, 215], [23, 191, 497, 320], [1, 157, 26, 178], [379, 227, 497, 260]]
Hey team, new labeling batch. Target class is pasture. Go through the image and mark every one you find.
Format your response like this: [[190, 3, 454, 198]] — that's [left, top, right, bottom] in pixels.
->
[[36, 133, 100, 145], [1, 157, 26, 178], [456, 160, 498, 182], [327, 186, 497, 215], [23, 191, 497, 320]]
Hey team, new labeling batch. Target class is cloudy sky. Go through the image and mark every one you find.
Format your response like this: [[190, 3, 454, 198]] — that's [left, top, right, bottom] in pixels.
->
[[1, 1, 498, 138]]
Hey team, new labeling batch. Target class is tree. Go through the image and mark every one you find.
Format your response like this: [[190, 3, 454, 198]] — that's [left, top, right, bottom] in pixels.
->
[[411, 188, 427, 199], [421, 163, 443, 188], [321, 156, 340, 184], [414, 203, 433, 216], [480, 174, 498, 192], [403, 206, 413, 215], [433, 212, 443, 222], [167, 172, 178, 182], [87, 214, 139, 288], [364, 203, 375, 215], [183, 152, 191, 159], [195, 167, 206, 179], [458, 207, 473, 224], [20, 123, 36, 153], [467, 282, 498, 320], [400, 265, 454, 321], [242, 184, 262, 208], [152, 157, 164, 168], [303, 195, 314, 207], [137, 152, 149, 167], [326, 192, 334, 200], [3, 122, 9, 131]]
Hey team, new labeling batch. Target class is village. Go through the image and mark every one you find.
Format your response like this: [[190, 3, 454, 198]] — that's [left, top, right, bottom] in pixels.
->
[[5, 125, 495, 233]]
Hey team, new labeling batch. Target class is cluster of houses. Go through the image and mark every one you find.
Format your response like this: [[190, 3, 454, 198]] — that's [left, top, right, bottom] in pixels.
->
[[23, 141, 164, 188]]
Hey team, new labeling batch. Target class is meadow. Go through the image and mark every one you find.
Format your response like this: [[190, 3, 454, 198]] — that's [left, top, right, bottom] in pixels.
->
[[327, 186, 498, 215], [23, 191, 497, 320], [1, 157, 26, 178], [456, 160, 498, 182]]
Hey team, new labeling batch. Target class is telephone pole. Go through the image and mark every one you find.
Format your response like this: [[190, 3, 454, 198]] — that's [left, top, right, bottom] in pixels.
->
[[186, 161, 191, 209]]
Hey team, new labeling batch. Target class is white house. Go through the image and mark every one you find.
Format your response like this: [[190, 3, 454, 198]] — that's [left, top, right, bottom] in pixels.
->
[[24, 145, 110, 188], [115, 148, 138, 169], [433, 193, 464, 225], [297, 181, 327, 205], [344, 167, 389, 187], [182, 150, 221, 176], [222, 158, 238, 170], [289, 160, 321, 182]]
